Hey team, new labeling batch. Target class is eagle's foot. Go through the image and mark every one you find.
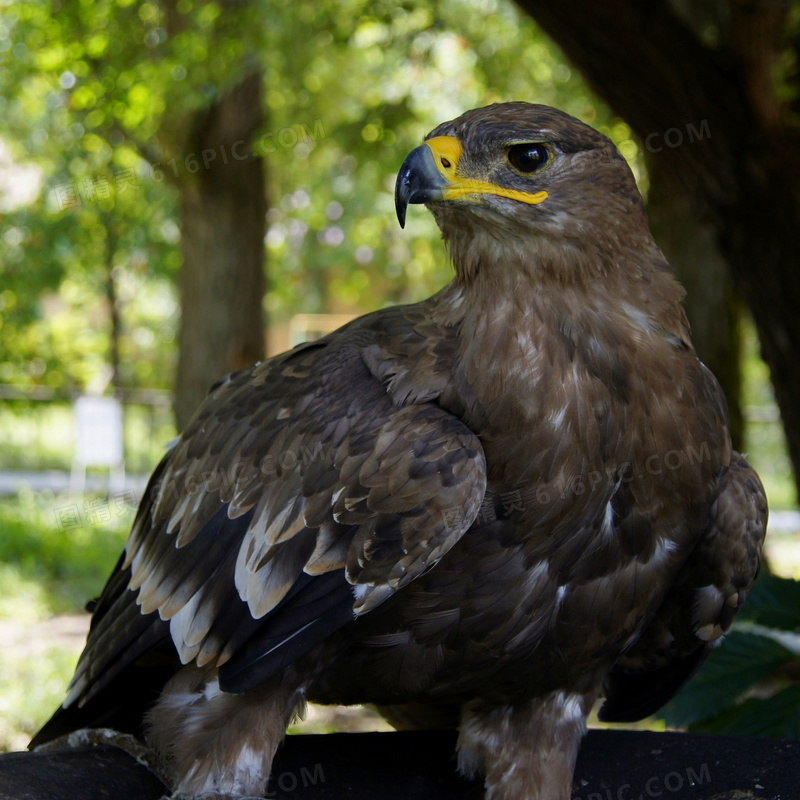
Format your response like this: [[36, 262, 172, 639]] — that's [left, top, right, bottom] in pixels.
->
[[457, 690, 595, 800]]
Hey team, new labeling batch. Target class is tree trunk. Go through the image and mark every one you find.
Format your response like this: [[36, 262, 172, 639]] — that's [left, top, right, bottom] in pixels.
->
[[174, 72, 267, 431], [104, 220, 122, 394], [516, 0, 800, 498], [645, 157, 743, 450]]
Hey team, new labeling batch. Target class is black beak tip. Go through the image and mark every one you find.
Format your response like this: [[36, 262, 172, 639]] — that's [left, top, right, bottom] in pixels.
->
[[394, 144, 446, 230], [395, 169, 411, 229], [395, 190, 408, 228]]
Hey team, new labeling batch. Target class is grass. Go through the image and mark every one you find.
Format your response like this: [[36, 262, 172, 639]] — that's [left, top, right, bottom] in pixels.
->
[[0, 629, 85, 752], [0, 398, 174, 749], [0, 490, 132, 750], [0, 488, 131, 615]]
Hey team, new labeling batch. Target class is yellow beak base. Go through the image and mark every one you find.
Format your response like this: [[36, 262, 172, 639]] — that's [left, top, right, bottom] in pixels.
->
[[424, 136, 548, 207]]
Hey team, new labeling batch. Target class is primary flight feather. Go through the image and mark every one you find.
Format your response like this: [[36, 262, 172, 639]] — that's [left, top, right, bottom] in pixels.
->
[[32, 103, 767, 800]]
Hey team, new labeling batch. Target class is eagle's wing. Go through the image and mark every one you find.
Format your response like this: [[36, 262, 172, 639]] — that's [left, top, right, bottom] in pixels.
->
[[61, 334, 486, 711], [599, 453, 767, 722]]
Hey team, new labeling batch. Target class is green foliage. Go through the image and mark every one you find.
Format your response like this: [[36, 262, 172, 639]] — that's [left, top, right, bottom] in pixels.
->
[[0, 490, 131, 613], [688, 686, 800, 739], [660, 574, 800, 738], [0, 0, 261, 392], [0, 400, 175, 472], [0, 489, 123, 751], [259, 0, 630, 315], [0, 488, 132, 752], [0, 491, 125, 750], [741, 318, 796, 509], [0, 628, 84, 751], [0, 0, 626, 395]]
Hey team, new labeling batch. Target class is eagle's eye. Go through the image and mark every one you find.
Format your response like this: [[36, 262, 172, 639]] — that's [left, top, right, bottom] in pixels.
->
[[507, 143, 549, 174]]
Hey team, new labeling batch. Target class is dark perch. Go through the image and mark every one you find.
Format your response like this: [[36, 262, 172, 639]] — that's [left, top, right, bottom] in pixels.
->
[[0, 729, 796, 800]]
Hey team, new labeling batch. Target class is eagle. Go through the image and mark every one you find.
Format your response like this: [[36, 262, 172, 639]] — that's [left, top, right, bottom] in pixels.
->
[[31, 103, 767, 800]]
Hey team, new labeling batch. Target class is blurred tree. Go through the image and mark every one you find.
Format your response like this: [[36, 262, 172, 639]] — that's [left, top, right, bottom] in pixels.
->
[[0, 0, 269, 425], [146, 0, 269, 428], [171, 71, 267, 430], [1, 0, 637, 433], [0, 153, 179, 394], [647, 159, 743, 450], [516, 0, 800, 497], [257, 0, 631, 315]]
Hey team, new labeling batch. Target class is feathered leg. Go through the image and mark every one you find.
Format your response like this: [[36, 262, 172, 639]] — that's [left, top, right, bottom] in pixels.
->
[[457, 690, 596, 800], [145, 666, 305, 799]]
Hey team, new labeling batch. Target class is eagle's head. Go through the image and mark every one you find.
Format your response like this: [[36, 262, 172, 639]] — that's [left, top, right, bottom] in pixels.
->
[[395, 102, 656, 282]]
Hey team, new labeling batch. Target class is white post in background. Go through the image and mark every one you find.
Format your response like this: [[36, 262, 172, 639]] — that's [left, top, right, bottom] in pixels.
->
[[70, 396, 125, 496]]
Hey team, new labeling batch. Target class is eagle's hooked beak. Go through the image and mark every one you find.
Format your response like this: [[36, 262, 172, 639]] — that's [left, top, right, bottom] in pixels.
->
[[395, 135, 549, 228], [395, 138, 455, 228]]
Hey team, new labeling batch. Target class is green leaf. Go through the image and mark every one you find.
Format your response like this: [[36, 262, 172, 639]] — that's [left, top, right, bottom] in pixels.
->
[[691, 686, 800, 738], [736, 574, 800, 632], [662, 631, 795, 728]]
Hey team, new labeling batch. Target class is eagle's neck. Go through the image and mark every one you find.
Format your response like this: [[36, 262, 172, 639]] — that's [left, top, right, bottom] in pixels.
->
[[429, 235, 691, 425], [439, 219, 688, 337]]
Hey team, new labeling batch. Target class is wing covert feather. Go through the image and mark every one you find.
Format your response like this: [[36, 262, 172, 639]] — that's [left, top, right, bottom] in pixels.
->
[[66, 332, 486, 706]]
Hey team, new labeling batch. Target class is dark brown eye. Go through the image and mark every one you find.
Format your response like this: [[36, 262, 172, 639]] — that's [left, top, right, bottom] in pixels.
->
[[507, 143, 549, 173]]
